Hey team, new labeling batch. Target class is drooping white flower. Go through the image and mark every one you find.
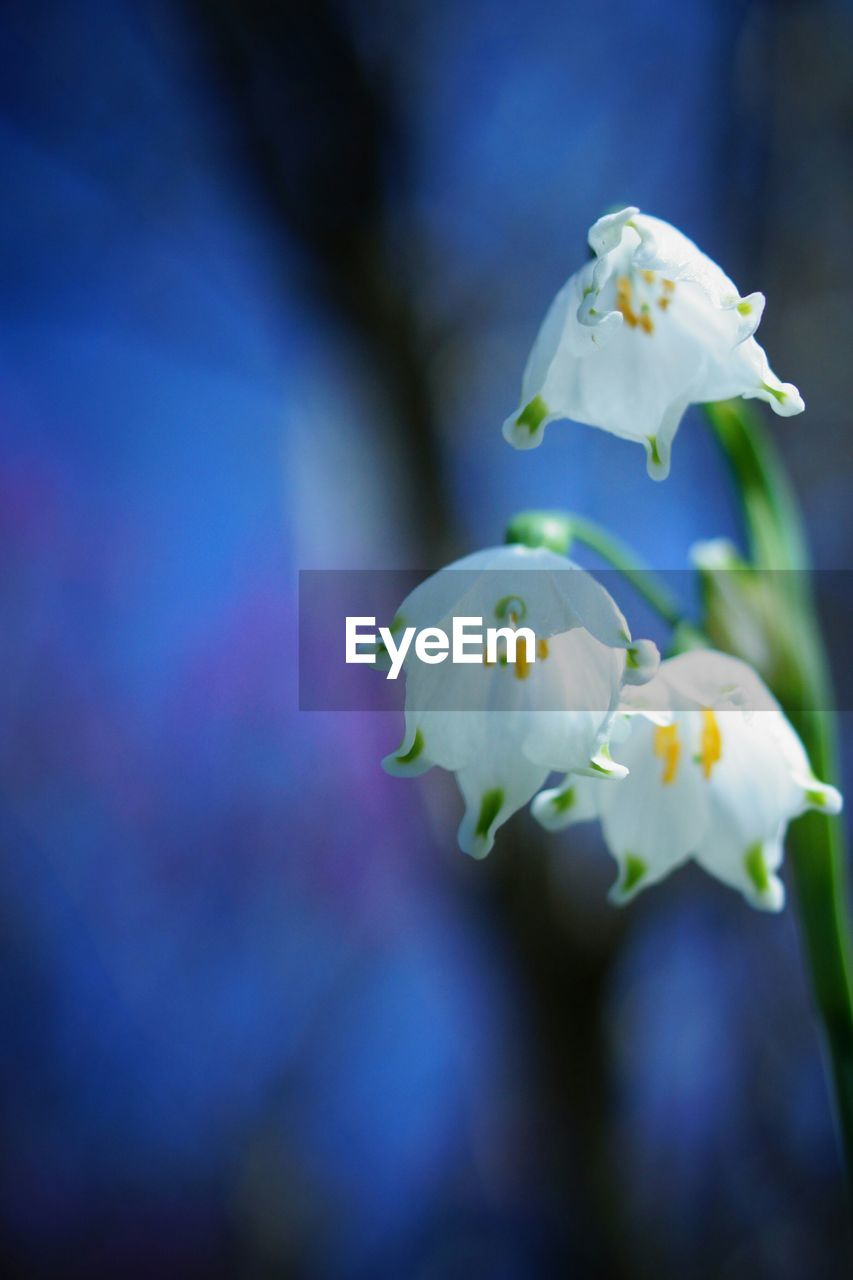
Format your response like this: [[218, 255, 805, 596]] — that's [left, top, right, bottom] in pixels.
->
[[533, 650, 841, 911], [503, 206, 804, 479], [381, 544, 659, 857]]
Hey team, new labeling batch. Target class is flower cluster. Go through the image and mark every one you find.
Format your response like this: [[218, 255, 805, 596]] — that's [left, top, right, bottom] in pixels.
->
[[381, 208, 840, 912]]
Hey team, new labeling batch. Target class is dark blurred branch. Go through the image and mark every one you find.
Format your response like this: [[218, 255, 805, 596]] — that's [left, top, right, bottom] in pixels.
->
[[186, 0, 451, 556], [482, 844, 634, 1278], [187, 4, 637, 1266]]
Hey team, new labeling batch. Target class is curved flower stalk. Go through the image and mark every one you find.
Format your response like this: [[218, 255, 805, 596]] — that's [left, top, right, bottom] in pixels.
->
[[503, 206, 804, 479], [534, 650, 841, 910], [702, 400, 853, 1188], [381, 544, 659, 857]]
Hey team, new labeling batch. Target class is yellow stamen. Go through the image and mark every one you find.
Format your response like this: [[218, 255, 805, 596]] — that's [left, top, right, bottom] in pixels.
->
[[699, 708, 722, 779], [653, 723, 680, 784], [662, 278, 676, 293], [638, 311, 654, 335], [640, 269, 655, 285], [616, 275, 639, 328], [514, 635, 532, 680], [658, 296, 670, 311], [513, 635, 550, 680]]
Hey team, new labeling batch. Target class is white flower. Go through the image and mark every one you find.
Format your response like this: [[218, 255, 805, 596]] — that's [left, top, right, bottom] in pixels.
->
[[533, 650, 841, 911], [503, 206, 804, 479], [381, 544, 659, 857]]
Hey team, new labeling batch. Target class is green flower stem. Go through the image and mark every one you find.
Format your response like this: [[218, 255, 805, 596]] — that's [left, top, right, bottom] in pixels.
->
[[505, 509, 683, 628], [704, 400, 809, 573], [705, 400, 853, 1181]]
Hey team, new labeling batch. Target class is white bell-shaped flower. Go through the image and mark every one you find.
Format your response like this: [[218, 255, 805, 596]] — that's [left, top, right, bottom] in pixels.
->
[[503, 206, 804, 479], [533, 650, 841, 910], [381, 544, 659, 857]]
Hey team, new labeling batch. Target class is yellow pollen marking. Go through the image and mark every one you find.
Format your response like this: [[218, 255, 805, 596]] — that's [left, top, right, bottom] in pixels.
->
[[699, 708, 722, 779], [616, 275, 639, 328], [653, 723, 681, 784], [655, 278, 675, 313], [514, 636, 532, 680], [617, 276, 655, 335], [512, 635, 550, 680]]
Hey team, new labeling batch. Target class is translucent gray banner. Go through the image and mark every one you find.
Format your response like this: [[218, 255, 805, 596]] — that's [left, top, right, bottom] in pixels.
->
[[298, 568, 853, 712]]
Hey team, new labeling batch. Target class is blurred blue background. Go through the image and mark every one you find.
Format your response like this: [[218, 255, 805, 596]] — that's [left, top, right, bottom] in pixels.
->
[[1, 0, 852, 1275]]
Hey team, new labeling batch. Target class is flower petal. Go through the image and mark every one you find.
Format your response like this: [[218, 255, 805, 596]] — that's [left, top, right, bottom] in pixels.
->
[[456, 742, 550, 858], [595, 715, 709, 901], [695, 828, 786, 912], [381, 712, 434, 777], [531, 775, 601, 831], [693, 334, 804, 417]]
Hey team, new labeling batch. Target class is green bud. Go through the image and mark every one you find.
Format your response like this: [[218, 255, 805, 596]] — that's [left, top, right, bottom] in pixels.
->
[[505, 510, 573, 556], [691, 539, 806, 701]]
